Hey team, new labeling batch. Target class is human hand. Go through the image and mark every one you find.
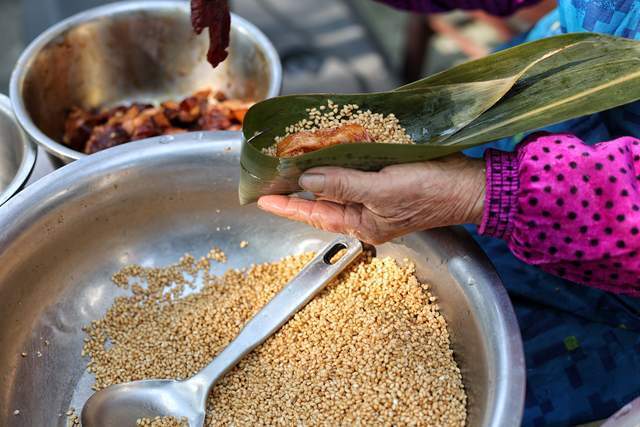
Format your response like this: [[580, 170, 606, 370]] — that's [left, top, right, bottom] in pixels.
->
[[257, 155, 486, 244]]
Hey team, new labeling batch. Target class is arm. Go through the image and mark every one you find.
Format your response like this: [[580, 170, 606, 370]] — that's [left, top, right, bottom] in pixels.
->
[[481, 133, 640, 295], [374, 0, 542, 16]]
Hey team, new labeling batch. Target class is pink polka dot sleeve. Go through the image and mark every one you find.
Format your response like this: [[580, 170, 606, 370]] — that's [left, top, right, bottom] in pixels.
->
[[479, 133, 640, 296]]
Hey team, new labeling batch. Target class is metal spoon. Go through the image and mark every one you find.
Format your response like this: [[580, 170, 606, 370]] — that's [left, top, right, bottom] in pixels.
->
[[81, 236, 363, 427]]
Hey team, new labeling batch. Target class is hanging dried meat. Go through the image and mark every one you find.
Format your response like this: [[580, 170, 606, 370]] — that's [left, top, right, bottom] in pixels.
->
[[191, 0, 231, 68]]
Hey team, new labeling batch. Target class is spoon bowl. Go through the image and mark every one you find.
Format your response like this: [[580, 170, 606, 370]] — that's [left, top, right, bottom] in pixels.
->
[[82, 380, 206, 426]]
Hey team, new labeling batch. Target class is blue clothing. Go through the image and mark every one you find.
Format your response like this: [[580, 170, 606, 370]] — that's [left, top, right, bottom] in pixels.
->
[[466, 225, 640, 426], [463, 2, 640, 426]]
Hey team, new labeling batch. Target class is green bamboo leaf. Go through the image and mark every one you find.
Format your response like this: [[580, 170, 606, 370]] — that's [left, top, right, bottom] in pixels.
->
[[239, 33, 640, 204], [239, 79, 521, 204], [240, 48, 558, 204], [445, 50, 640, 146]]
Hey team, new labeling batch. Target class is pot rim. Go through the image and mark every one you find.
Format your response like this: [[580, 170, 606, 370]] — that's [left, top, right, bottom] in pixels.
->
[[0, 94, 36, 206]]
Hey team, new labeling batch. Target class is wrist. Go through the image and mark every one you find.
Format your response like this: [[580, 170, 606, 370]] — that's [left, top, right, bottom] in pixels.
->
[[464, 159, 487, 225], [432, 155, 487, 227]]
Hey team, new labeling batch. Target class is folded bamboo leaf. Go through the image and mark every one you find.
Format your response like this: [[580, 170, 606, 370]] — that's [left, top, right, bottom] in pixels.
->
[[240, 33, 640, 204], [240, 78, 530, 204], [444, 44, 640, 146]]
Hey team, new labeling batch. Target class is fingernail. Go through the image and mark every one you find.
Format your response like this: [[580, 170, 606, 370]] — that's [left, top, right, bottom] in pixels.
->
[[299, 173, 325, 193]]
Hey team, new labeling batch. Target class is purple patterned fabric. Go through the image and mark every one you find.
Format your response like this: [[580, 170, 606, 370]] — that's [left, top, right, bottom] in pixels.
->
[[481, 133, 640, 296], [375, 0, 541, 16], [479, 149, 519, 239]]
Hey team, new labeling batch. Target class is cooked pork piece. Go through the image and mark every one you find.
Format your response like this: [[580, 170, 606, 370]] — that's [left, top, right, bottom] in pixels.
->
[[276, 124, 373, 158]]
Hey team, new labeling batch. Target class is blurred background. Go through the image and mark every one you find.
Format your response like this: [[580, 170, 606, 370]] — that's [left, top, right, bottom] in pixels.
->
[[0, 0, 556, 95]]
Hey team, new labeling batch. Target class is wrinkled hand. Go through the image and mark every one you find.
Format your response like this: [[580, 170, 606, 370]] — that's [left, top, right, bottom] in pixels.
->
[[257, 155, 486, 244]]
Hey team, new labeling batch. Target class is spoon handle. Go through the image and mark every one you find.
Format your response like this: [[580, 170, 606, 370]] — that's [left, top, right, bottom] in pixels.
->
[[188, 236, 363, 392]]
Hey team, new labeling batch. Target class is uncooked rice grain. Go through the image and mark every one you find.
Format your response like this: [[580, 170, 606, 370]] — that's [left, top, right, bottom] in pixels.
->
[[65, 408, 79, 426], [83, 248, 467, 426], [137, 416, 188, 426]]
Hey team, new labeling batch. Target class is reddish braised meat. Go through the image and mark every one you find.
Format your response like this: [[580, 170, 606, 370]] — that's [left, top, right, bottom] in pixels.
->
[[85, 124, 130, 154], [63, 89, 253, 154], [63, 107, 107, 151], [198, 105, 232, 131]]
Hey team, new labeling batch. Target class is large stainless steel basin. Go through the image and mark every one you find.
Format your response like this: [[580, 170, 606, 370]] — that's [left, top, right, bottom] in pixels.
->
[[0, 132, 524, 426]]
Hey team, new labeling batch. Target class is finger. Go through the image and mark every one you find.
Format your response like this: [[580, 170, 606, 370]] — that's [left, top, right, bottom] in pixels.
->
[[257, 195, 352, 234], [259, 196, 404, 244], [298, 167, 380, 204]]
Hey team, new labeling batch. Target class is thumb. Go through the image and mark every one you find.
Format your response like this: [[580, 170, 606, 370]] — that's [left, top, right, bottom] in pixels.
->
[[298, 167, 379, 204]]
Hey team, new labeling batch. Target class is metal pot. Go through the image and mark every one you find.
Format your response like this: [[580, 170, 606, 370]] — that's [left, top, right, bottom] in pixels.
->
[[0, 94, 36, 206], [0, 132, 524, 426], [10, 0, 282, 165]]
